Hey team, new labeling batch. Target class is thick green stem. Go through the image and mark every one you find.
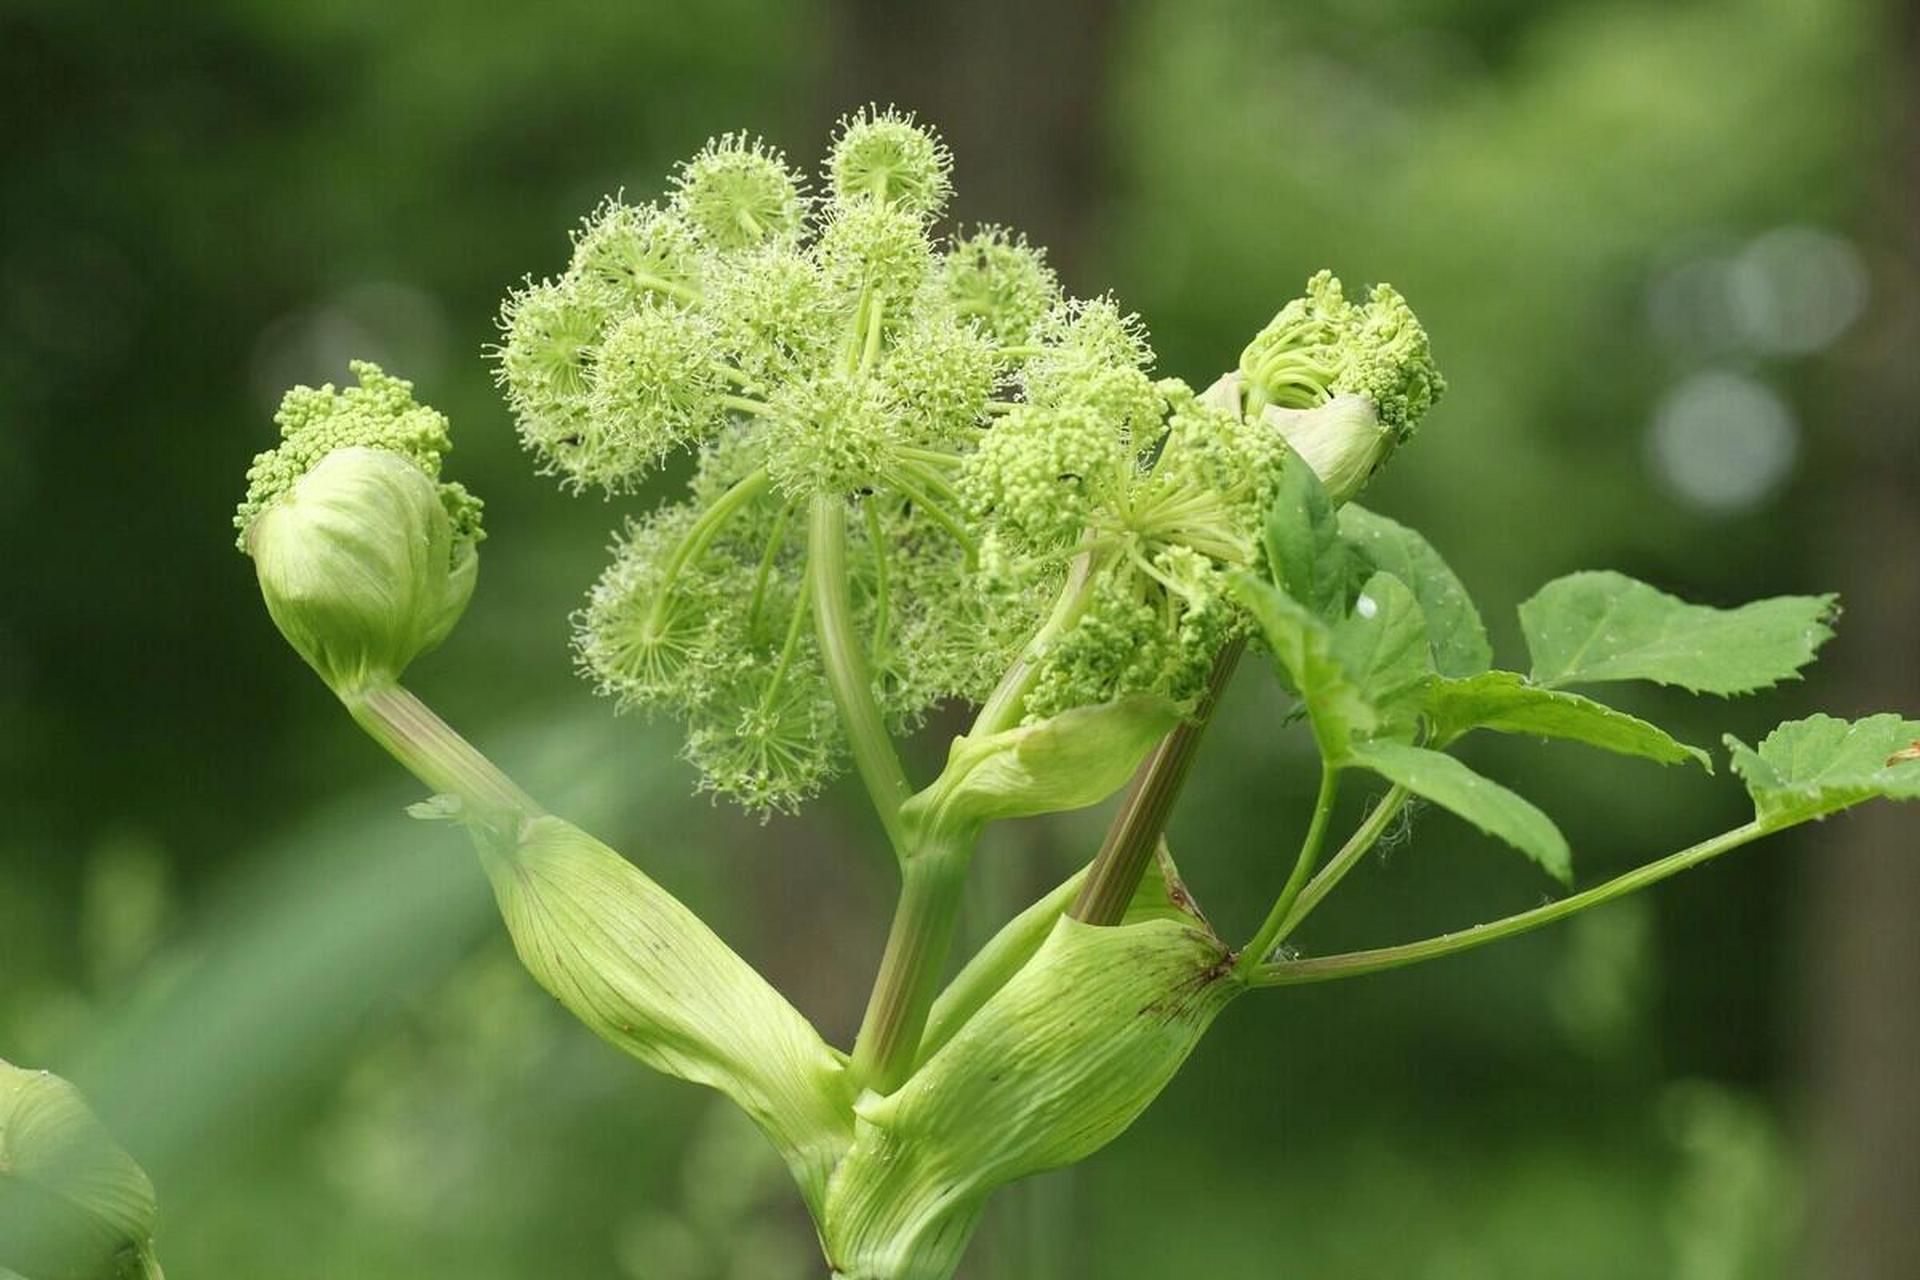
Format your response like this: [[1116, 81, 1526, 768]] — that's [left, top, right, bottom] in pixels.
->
[[847, 829, 975, 1095], [1236, 765, 1341, 973], [809, 492, 914, 856], [342, 681, 539, 820], [1251, 819, 1779, 987], [1069, 637, 1244, 925]]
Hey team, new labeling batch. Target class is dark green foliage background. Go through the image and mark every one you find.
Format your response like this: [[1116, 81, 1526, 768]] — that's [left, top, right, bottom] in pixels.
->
[[2, 0, 1913, 1275]]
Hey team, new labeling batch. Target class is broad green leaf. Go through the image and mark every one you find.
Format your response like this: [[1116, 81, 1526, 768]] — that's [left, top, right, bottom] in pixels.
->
[[1425, 670, 1711, 770], [1330, 572, 1432, 738], [1233, 573, 1376, 759], [1727, 713, 1920, 824], [917, 696, 1184, 826], [0, 1061, 159, 1278], [1520, 571, 1836, 694], [1349, 739, 1572, 884], [1340, 505, 1493, 677], [1262, 450, 1346, 619]]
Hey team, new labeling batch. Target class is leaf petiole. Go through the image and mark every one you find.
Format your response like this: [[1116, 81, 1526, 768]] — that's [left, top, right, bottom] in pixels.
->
[[1250, 818, 1779, 987]]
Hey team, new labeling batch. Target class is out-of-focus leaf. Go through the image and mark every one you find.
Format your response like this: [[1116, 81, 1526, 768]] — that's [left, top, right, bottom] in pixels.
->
[[0, 1062, 160, 1280]]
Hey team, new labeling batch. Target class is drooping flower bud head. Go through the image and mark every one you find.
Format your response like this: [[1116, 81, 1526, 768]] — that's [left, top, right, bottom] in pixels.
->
[[827, 105, 953, 218], [1238, 270, 1444, 436], [671, 134, 808, 251], [237, 364, 483, 696], [0, 1060, 160, 1276]]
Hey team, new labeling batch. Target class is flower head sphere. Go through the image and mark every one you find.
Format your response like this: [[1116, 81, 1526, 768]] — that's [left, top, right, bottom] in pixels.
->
[[495, 116, 1443, 815], [827, 106, 954, 218]]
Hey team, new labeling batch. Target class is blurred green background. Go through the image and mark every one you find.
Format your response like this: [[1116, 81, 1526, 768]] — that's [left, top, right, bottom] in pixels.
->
[[4, 0, 1917, 1275]]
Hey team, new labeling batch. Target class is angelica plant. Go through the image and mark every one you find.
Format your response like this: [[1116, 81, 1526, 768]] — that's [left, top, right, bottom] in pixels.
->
[[211, 109, 1920, 1279]]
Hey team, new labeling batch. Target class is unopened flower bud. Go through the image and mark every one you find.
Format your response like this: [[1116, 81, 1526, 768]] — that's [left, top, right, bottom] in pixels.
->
[[246, 446, 478, 695]]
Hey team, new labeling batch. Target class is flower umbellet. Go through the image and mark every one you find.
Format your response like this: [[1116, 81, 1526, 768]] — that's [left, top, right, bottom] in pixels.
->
[[206, 110, 1920, 1280]]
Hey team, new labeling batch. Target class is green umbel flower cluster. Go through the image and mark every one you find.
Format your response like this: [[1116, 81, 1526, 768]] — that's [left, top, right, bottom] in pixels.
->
[[498, 109, 1068, 813], [235, 361, 483, 551], [498, 107, 1444, 813]]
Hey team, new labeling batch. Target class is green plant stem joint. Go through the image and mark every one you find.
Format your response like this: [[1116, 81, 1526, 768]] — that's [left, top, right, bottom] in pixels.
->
[[222, 111, 1920, 1280]]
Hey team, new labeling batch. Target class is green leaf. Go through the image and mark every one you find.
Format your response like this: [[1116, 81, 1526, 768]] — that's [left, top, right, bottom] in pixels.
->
[[1233, 573, 1376, 760], [1263, 450, 1347, 618], [1330, 572, 1432, 738], [1520, 571, 1836, 694], [1727, 713, 1920, 824], [918, 696, 1184, 826], [1349, 739, 1572, 884], [1340, 505, 1492, 677], [1425, 671, 1711, 770]]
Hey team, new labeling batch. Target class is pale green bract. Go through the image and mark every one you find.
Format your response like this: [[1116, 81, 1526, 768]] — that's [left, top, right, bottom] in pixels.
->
[[1521, 571, 1836, 694], [908, 696, 1183, 828], [0, 1062, 163, 1280], [1728, 713, 1920, 824]]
